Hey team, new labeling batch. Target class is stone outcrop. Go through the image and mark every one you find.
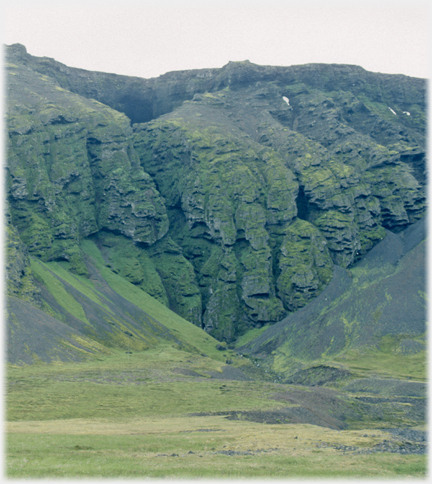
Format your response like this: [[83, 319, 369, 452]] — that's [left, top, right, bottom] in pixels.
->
[[5, 44, 427, 343], [5, 207, 40, 303], [241, 217, 426, 374], [6, 52, 168, 276], [132, 81, 424, 339]]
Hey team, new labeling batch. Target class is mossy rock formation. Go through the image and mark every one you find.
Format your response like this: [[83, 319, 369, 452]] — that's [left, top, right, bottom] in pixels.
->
[[6, 44, 426, 347]]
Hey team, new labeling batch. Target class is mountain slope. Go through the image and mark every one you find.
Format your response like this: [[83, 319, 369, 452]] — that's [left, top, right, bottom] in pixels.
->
[[5, 43, 427, 356], [5, 46, 428, 479], [239, 217, 426, 380], [7, 235, 230, 365]]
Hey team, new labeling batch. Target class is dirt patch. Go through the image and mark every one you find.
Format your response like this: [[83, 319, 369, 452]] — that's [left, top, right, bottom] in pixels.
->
[[171, 368, 205, 378], [284, 365, 352, 386], [190, 383, 425, 431], [341, 378, 426, 397], [207, 365, 252, 381], [225, 406, 346, 430]]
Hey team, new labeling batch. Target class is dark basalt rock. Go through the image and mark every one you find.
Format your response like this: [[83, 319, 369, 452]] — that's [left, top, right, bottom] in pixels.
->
[[240, 217, 426, 370], [5, 43, 427, 344], [5, 207, 40, 304], [6, 50, 169, 277]]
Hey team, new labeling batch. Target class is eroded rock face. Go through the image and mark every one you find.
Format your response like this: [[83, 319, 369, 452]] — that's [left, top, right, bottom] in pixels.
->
[[92, 230, 202, 326], [6, 44, 427, 342], [5, 207, 40, 303], [6, 53, 168, 275], [132, 80, 425, 339], [133, 117, 304, 338]]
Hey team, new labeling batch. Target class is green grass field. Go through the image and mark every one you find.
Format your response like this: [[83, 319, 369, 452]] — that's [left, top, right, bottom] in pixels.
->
[[6, 346, 427, 478], [7, 423, 425, 479]]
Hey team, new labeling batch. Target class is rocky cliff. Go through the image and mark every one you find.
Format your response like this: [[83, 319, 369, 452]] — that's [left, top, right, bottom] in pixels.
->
[[239, 216, 426, 377], [5, 44, 426, 349]]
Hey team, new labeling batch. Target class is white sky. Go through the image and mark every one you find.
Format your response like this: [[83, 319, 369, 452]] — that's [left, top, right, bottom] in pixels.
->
[[2, 0, 431, 79]]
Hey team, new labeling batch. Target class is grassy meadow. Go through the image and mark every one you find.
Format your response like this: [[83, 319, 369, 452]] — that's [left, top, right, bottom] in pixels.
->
[[5, 345, 427, 479]]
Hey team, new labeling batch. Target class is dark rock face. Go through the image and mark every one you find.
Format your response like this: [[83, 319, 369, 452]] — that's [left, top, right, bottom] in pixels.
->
[[241, 217, 426, 368], [5, 208, 40, 304], [6, 48, 169, 278], [6, 43, 427, 343]]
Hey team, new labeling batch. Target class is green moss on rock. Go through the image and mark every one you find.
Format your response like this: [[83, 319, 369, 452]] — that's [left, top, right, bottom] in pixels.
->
[[6, 57, 169, 277], [6, 45, 426, 346], [277, 219, 333, 310], [147, 236, 202, 326], [5, 213, 40, 303]]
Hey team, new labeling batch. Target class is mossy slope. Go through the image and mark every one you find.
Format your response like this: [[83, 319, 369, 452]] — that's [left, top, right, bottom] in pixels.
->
[[240, 217, 426, 379], [6, 239, 226, 365], [6, 43, 426, 350], [132, 83, 424, 340]]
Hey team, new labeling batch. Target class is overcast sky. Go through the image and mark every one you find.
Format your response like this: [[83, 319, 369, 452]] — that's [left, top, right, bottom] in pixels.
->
[[2, 0, 431, 79]]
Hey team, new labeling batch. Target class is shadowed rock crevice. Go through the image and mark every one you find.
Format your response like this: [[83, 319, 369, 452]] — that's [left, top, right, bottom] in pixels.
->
[[295, 186, 310, 221]]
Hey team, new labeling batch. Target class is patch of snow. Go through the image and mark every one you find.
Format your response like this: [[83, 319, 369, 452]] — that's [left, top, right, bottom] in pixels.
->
[[388, 107, 397, 115], [282, 96, 290, 106]]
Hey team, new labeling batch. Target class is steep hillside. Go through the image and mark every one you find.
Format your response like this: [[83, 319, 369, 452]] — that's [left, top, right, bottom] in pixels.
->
[[6, 231, 230, 365], [5, 44, 426, 356], [239, 217, 426, 379]]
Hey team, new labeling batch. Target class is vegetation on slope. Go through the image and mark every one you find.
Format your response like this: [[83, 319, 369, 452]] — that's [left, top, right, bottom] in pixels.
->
[[240, 217, 426, 380], [6, 43, 426, 343], [4, 44, 427, 479]]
